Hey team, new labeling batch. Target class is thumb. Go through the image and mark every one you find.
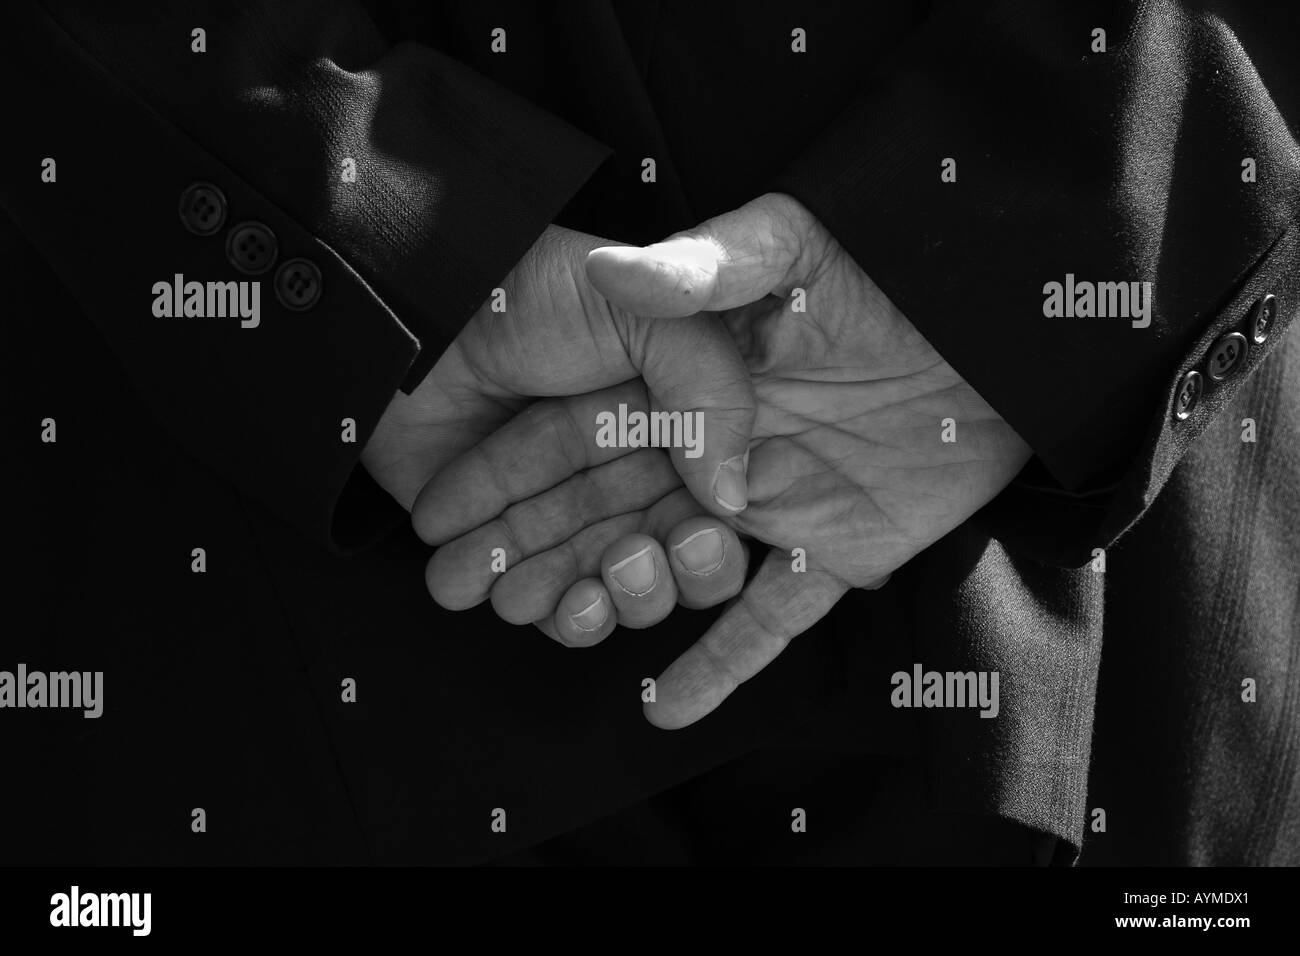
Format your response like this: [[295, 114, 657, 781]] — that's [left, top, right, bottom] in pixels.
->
[[633, 314, 756, 517], [585, 194, 816, 517], [584, 192, 815, 317]]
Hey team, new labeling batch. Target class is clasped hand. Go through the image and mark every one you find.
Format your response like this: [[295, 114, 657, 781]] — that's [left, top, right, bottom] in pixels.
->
[[362, 193, 1030, 728]]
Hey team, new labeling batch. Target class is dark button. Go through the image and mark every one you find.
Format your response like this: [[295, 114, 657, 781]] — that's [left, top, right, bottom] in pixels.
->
[[225, 221, 278, 275], [1251, 293, 1276, 344], [274, 258, 323, 311], [1174, 370, 1202, 421], [178, 182, 227, 237], [1206, 331, 1248, 381]]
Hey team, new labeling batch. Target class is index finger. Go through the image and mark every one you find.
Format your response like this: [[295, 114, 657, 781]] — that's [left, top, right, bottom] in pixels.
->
[[412, 379, 652, 545], [644, 549, 847, 729]]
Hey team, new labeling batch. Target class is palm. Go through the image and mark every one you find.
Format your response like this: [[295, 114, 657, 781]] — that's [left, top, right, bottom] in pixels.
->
[[724, 244, 1029, 588], [572, 194, 1032, 726]]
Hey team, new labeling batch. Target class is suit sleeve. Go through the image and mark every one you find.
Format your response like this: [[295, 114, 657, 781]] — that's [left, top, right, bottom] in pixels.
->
[[771, 0, 1300, 565], [0, 0, 610, 551]]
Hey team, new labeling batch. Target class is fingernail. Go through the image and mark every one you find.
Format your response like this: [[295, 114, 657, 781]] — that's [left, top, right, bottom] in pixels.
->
[[569, 594, 608, 632], [712, 455, 748, 512], [672, 528, 725, 575], [609, 546, 658, 596]]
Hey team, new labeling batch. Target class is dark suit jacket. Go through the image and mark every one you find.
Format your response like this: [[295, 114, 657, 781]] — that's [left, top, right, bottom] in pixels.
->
[[3, 0, 1297, 864]]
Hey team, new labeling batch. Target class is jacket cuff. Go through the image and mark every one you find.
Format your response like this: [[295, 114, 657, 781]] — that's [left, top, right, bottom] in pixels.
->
[[769, 0, 1300, 566], [0, 77, 418, 555], [3, 1, 609, 551], [975, 229, 1295, 565]]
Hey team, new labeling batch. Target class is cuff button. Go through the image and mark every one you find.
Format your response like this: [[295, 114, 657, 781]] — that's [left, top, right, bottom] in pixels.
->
[[178, 182, 227, 237], [225, 221, 278, 275], [274, 258, 322, 311], [1251, 293, 1276, 344], [1174, 370, 1202, 421], [1207, 331, 1248, 382]]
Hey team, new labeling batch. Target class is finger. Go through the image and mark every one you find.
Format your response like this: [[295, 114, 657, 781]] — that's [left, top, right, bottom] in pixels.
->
[[632, 316, 757, 518], [601, 533, 677, 630], [490, 511, 642, 625], [663, 516, 748, 611], [542, 578, 616, 648], [645, 549, 848, 730], [586, 194, 821, 520], [584, 192, 816, 318], [412, 379, 650, 546], [491, 487, 704, 626], [424, 448, 678, 611]]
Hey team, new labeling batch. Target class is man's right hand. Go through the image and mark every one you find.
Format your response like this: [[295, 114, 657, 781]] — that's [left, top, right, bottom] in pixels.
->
[[420, 193, 1033, 728]]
